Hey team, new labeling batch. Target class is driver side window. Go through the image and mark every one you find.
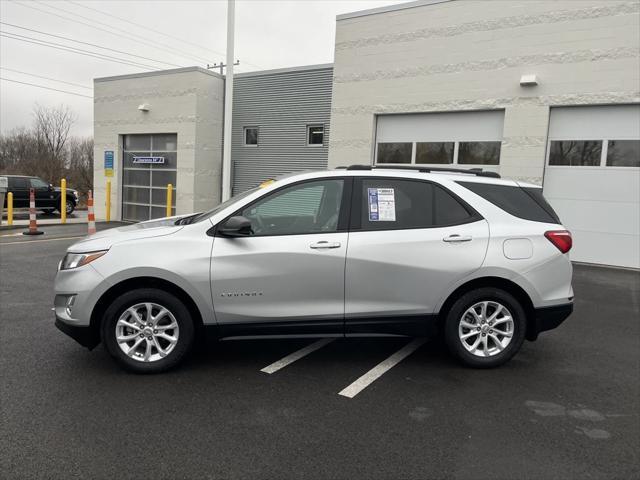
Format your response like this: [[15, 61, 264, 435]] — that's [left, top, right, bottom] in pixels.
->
[[241, 179, 344, 236], [30, 178, 49, 189]]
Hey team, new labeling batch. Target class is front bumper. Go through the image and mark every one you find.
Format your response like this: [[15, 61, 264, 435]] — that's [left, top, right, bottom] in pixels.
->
[[528, 302, 573, 340], [55, 317, 99, 350], [53, 263, 106, 350]]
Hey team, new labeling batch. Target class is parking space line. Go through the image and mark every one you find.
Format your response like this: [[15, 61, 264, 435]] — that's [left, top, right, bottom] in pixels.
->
[[261, 338, 335, 374], [338, 338, 428, 399]]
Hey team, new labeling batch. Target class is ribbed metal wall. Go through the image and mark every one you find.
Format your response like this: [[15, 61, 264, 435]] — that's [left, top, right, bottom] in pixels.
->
[[231, 66, 333, 195]]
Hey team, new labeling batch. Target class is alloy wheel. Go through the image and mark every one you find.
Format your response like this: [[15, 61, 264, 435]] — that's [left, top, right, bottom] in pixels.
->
[[115, 302, 179, 362], [458, 301, 514, 357]]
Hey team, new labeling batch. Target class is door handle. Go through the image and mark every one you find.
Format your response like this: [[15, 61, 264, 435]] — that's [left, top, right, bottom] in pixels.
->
[[310, 241, 341, 249], [443, 234, 472, 243]]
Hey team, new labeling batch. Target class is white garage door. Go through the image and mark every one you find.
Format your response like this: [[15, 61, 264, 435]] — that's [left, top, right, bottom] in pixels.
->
[[544, 105, 640, 268], [375, 110, 504, 173]]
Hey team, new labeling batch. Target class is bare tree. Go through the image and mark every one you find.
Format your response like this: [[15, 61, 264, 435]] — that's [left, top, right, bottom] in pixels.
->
[[67, 137, 94, 201], [32, 104, 77, 181]]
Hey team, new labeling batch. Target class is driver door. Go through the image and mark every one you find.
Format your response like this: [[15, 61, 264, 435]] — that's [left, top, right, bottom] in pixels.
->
[[211, 178, 351, 335], [30, 178, 56, 209]]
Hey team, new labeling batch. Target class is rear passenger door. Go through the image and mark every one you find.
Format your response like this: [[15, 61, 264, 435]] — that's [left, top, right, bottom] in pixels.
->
[[344, 177, 489, 335]]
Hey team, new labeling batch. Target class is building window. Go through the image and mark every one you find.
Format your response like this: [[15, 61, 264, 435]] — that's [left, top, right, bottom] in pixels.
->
[[375, 141, 501, 166], [307, 125, 324, 146], [376, 142, 412, 164], [606, 140, 640, 167], [416, 142, 454, 164], [244, 127, 259, 146], [458, 142, 501, 165], [548, 140, 602, 166]]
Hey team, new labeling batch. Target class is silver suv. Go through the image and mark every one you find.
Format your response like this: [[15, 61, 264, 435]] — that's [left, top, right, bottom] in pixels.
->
[[54, 166, 573, 373]]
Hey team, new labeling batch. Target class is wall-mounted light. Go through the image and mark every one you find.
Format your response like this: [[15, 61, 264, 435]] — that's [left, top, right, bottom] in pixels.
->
[[519, 74, 538, 87], [138, 103, 151, 112]]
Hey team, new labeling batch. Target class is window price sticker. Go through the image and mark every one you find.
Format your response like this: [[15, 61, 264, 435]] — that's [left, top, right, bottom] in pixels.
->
[[368, 187, 396, 221]]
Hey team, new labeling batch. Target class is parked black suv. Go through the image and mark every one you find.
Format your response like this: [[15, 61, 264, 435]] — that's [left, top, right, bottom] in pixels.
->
[[1, 175, 78, 215]]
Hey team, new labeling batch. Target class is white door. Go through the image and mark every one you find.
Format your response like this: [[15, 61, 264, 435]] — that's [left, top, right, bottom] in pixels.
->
[[211, 178, 348, 330], [543, 106, 640, 268], [345, 177, 489, 335]]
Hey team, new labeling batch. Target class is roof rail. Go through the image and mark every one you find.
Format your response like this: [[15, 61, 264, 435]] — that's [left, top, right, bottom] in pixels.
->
[[342, 164, 500, 178]]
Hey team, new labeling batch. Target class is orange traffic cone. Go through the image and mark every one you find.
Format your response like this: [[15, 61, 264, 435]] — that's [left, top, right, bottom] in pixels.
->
[[87, 191, 96, 235], [23, 188, 44, 236]]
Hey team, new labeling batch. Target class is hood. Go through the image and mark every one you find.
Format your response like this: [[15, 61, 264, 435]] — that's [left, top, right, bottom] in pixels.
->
[[67, 216, 184, 253]]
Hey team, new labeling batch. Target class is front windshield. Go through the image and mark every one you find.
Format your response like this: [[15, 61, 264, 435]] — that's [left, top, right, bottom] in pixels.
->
[[189, 187, 260, 224]]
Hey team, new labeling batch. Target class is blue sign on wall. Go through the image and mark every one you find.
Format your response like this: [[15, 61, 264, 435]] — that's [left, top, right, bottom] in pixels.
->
[[104, 150, 114, 177]]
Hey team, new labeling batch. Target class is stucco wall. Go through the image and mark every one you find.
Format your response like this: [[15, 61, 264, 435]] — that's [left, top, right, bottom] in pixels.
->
[[93, 68, 224, 220], [328, 0, 640, 182]]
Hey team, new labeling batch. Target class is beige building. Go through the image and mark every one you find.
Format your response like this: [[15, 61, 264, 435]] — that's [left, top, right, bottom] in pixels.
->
[[328, 0, 639, 267], [93, 68, 224, 222]]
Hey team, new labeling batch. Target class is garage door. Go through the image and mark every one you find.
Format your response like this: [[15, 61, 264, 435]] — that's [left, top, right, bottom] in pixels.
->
[[375, 110, 504, 173], [543, 105, 640, 268], [122, 134, 177, 222]]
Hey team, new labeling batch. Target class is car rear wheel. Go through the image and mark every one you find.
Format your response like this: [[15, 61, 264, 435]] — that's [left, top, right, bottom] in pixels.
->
[[101, 288, 194, 373], [444, 288, 526, 368]]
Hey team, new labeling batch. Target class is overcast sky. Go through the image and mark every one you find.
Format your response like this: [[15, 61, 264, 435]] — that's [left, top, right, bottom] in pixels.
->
[[0, 0, 410, 137]]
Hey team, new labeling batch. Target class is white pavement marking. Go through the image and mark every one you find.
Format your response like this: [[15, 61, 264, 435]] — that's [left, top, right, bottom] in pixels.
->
[[338, 338, 428, 399], [0, 235, 84, 245], [261, 338, 335, 374]]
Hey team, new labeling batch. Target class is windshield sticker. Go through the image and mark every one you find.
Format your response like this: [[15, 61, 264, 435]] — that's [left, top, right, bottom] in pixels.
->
[[368, 187, 396, 221]]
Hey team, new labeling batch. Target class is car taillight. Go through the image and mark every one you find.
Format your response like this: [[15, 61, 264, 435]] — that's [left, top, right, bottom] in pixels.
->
[[545, 230, 572, 253]]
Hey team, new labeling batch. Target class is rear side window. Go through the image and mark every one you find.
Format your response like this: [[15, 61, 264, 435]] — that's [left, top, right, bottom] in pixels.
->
[[356, 178, 479, 231], [458, 182, 560, 223], [9, 177, 28, 189]]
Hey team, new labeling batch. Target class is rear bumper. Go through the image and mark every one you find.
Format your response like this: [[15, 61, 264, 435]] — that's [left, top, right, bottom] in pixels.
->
[[527, 302, 573, 340], [55, 317, 99, 350]]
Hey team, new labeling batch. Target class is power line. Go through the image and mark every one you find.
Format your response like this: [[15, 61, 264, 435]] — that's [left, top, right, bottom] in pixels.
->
[[65, 0, 264, 70], [1, 33, 158, 70], [67, 0, 225, 58], [10, 0, 212, 66], [0, 77, 93, 99], [0, 21, 183, 69], [0, 67, 92, 90]]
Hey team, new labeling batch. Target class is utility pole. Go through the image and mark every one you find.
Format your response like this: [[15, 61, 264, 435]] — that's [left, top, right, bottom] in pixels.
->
[[221, 0, 235, 202], [207, 60, 239, 76]]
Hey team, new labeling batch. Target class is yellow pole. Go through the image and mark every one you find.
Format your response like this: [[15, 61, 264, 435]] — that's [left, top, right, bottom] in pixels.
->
[[105, 180, 111, 222], [7, 192, 13, 225], [166, 183, 173, 217], [60, 178, 67, 224]]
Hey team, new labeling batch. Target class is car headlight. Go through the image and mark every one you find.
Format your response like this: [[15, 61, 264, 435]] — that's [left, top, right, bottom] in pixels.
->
[[60, 250, 108, 270]]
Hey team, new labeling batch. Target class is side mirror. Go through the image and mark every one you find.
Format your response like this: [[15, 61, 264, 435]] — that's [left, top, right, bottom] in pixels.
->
[[218, 216, 253, 237]]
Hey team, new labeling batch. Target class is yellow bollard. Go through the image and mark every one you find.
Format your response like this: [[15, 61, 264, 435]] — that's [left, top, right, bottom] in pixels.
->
[[166, 183, 173, 217], [60, 178, 67, 224], [7, 192, 13, 225], [106, 180, 111, 222]]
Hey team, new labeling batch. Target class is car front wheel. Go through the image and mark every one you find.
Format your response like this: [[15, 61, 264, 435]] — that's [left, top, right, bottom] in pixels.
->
[[444, 288, 526, 368], [101, 288, 194, 373]]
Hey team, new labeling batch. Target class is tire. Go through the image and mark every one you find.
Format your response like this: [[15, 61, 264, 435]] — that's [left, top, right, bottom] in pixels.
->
[[101, 288, 195, 373], [444, 288, 526, 368], [65, 199, 75, 215]]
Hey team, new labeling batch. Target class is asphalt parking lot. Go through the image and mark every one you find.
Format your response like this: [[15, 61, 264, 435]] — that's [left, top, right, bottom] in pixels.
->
[[1, 224, 639, 479]]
